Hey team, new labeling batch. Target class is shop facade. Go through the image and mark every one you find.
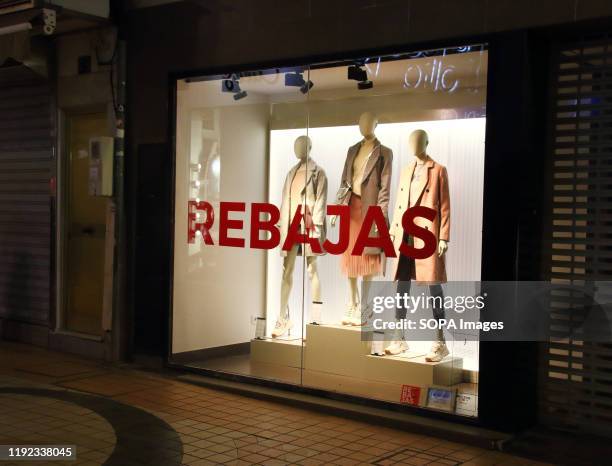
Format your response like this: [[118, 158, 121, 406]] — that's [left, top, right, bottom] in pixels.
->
[[124, 1, 612, 436], [170, 44, 488, 418]]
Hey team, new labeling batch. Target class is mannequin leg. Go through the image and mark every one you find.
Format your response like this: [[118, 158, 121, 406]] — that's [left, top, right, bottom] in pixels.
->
[[307, 256, 323, 324], [425, 284, 450, 361], [430, 284, 445, 342], [273, 246, 298, 337], [381, 279, 412, 355], [385, 254, 412, 354], [279, 246, 298, 320], [348, 277, 359, 308], [342, 277, 360, 325], [395, 279, 412, 322], [347, 273, 375, 326], [360, 273, 375, 321], [306, 256, 321, 303]]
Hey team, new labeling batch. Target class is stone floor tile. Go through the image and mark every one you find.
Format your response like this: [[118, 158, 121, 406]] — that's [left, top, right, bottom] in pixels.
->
[[0, 341, 551, 466]]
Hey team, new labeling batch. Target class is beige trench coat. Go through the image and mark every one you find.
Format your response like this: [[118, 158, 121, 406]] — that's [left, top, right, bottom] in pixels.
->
[[339, 139, 393, 256], [389, 157, 450, 283], [279, 159, 328, 256]]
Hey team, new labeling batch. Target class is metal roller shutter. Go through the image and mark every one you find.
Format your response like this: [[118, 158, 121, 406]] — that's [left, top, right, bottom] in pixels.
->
[[543, 32, 612, 436], [0, 76, 53, 325]]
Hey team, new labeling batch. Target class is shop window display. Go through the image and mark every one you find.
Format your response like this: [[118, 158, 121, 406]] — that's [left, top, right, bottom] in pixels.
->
[[172, 46, 487, 418]]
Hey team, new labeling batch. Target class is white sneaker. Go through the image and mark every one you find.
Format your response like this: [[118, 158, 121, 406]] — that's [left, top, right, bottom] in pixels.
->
[[425, 341, 449, 362], [342, 305, 355, 325], [348, 315, 363, 326], [385, 340, 409, 355], [271, 319, 292, 338], [350, 305, 371, 326]]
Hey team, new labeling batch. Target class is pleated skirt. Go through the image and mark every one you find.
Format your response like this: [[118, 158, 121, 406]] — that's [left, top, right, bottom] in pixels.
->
[[340, 194, 382, 278]]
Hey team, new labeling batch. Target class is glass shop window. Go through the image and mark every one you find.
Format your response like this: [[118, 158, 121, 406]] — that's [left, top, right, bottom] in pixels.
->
[[172, 45, 487, 418]]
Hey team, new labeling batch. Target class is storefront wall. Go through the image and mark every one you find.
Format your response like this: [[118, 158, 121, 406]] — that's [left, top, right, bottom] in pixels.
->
[[124, 1, 612, 433]]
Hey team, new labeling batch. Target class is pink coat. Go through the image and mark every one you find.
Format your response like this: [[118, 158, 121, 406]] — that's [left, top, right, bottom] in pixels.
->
[[389, 157, 450, 284]]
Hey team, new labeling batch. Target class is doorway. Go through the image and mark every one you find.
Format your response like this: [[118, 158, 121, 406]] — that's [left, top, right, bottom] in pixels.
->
[[59, 110, 112, 337]]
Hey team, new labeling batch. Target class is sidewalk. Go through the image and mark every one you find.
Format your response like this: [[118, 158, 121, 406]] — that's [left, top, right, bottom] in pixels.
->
[[0, 341, 548, 466]]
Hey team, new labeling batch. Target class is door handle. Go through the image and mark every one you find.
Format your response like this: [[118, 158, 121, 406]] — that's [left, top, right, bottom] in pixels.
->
[[82, 226, 95, 235]]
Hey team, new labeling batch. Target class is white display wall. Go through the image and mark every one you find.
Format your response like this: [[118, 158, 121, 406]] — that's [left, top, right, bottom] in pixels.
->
[[266, 118, 486, 370]]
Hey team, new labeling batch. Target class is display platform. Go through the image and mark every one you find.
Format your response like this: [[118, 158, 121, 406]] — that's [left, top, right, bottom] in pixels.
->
[[251, 323, 463, 391], [184, 351, 476, 411], [305, 324, 462, 385], [365, 353, 463, 386], [251, 336, 302, 368], [304, 323, 371, 378]]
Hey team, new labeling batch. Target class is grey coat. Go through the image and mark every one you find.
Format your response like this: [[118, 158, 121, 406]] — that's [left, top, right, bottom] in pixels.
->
[[339, 138, 393, 256], [279, 159, 328, 256]]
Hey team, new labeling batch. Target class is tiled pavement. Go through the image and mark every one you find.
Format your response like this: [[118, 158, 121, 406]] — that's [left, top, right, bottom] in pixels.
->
[[0, 341, 549, 466]]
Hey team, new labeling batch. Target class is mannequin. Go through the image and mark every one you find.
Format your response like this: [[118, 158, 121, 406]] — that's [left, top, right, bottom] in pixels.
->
[[335, 112, 393, 326], [273, 135, 328, 337], [387, 129, 450, 362]]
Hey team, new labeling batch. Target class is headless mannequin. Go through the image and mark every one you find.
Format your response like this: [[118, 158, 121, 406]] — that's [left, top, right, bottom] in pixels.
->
[[385, 130, 449, 358], [273, 136, 322, 337], [333, 112, 378, 324], [409, 130, 448, 259]]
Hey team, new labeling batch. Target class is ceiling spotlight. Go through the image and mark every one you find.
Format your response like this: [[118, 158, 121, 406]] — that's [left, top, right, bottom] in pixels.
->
[[222, 74, 248, 100], [300, 80, 313, 94], [348, 64, 368, 82], [285, 72, 314, 94], [348, 64, 373, 90], [285, 72, 304, 87], [233, 90, 248, 101], [222, 75, 240, 93]]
